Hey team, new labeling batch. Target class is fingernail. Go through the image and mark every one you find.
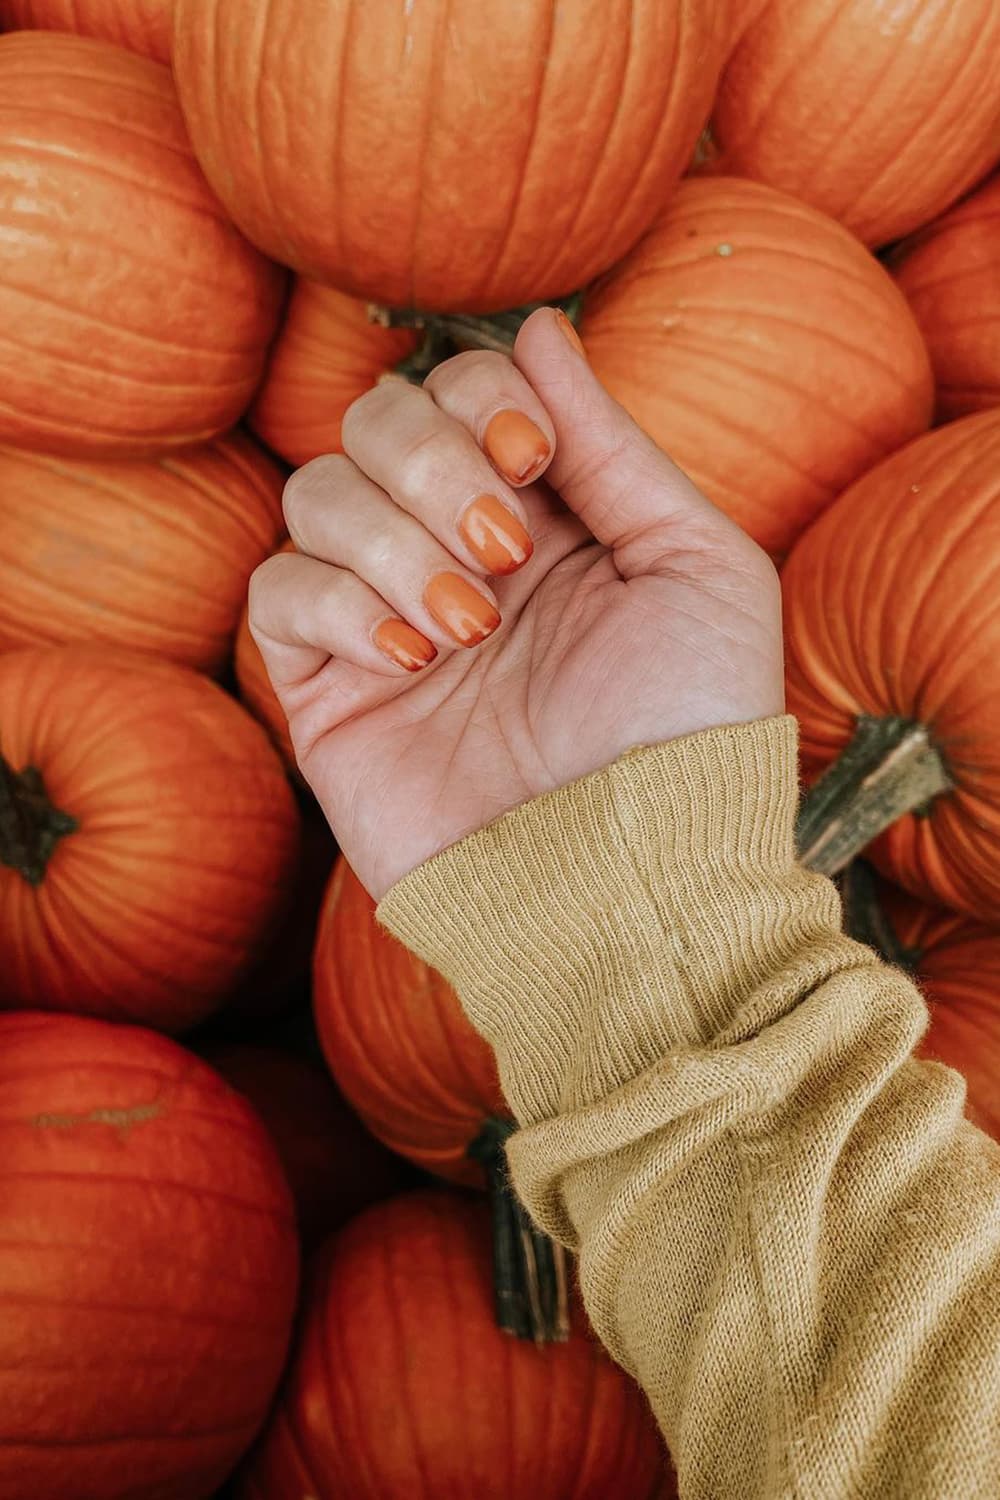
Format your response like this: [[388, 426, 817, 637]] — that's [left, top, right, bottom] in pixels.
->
[[424, 573, 501, 647], [554, 308, 586, 358], [459, 494, 534, 576], [373, 619, 437, 671], [484, 410, 550, 484]]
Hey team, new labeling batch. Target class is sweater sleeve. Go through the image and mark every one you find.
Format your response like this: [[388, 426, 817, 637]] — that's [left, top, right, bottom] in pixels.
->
[[377, 716, 1000, 1500]]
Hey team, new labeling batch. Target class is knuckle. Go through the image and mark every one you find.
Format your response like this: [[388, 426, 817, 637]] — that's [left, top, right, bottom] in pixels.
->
[[341, 379, 432, 449], [425, 347, 510, 395], [247, 552, 288, 629], [395, 425, 456, 503], [282, 454, 353, 531]]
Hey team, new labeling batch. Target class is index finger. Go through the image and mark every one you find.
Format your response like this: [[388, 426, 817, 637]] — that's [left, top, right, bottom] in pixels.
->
[[423, 348, 557, 487]]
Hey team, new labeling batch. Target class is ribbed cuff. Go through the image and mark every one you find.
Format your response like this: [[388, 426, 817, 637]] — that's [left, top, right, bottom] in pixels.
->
[[378, 716, 843, 1126]]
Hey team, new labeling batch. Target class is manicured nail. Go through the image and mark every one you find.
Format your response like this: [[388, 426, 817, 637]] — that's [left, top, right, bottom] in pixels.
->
[[554, 308, 586, 358], [424, 573, 501, 647], [484, 410, 551, 484], [459, 494, 534, 576], [373, 619, 437, 672]]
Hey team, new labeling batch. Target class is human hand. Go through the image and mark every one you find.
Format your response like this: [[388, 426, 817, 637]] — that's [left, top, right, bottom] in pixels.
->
[[250, 309, 784, 900]]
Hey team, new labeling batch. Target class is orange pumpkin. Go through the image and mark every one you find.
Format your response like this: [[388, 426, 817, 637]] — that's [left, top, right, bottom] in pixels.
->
[[173, 0, 731, 313], [234, 539, 297, 775], [0, 32, 285, 456], [250, 281, 419, 467], [0, 0, 173, 60], [0, 646, 300, 1031], [893, 174, 1000, 421], [237, 1192, 664, 1500], [0, 432, 285, 673], [582, 177, 933, 556], [0, 1011, 298, 1500], [709, 0, 1000, 248], [785, 410, 1000, 920]]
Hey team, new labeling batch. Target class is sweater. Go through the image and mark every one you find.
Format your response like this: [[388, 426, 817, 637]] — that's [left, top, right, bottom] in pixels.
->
[[379, 716, 1000, 1500]]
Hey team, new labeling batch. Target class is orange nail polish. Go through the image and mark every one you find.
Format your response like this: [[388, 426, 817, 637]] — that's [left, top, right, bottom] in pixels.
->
[[459, 494, 534, 576], [373, 619, 437, 671], [424, 573, 501, 647], [554, 308, 586, 358], [484, 410, 551, 484]]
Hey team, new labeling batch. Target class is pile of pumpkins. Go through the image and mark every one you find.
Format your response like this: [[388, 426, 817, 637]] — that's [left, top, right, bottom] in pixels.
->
[[0, 2, 998, 1497]]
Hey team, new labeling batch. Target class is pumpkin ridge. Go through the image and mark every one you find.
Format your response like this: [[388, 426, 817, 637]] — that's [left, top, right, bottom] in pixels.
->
[[0, 1166, 295, 1223]]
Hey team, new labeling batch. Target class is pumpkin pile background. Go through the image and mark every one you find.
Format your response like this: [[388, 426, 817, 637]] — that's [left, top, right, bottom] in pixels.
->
[[0, 3, 997, 1497]]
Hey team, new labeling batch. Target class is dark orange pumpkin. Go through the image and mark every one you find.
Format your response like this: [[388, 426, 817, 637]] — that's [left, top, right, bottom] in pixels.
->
[[237, 1191, 665, 1500], [0, 646, 300, 1030], [0, 32, 284, 456], [173, 0, 730, 313], [250, 281, 419, 467], [0, 432, 285, 672], [709, 0, 1000, 248], [893, 174, 1000, 421], [0, 0, 173, 60], [234, 539, 297, 775], [785, 410, 1000, 920], [582, 177, 933, 556], [0, 1011, 298, 1500]]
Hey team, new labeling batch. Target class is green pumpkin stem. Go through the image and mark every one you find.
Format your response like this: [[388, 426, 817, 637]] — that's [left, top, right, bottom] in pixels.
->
[[838, 859, 922, 972], [373, 291, 585, 383], [0, 750, 76, 886]]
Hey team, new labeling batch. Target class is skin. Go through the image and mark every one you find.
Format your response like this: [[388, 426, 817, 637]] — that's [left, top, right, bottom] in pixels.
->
[[250, 308, 784, 901]]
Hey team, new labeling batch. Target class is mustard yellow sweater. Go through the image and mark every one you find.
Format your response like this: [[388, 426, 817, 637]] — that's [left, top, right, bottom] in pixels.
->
[[379, 717, 1000, 1498]]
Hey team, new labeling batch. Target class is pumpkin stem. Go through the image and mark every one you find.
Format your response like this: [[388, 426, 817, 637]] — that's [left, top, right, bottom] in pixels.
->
[[371, 292, 585, 380], [469, 1117, 570, 1345], [0, 750, 76, 886], [839, 860, 922, 972], [796, 715, 952, 878]]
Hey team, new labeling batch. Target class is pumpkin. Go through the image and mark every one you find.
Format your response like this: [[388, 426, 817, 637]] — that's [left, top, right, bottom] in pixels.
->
[[893, 174, 1000, 422], [0, 646, 300, 1030], [0, 1011, 298, 1500], [0, 0, 173, 60], [581, 177, 933, 556], [172, 0, 730, 313], [234, 539, 297, 775], [237, 1191, 664, 1500], [201, 1044, 411, 1251], [0, 32, 285, 457], [0, 432, 285, 673], [708, 0, 1000, 248], [786, 409, 1000, 920], [250, 280, 419, 467]]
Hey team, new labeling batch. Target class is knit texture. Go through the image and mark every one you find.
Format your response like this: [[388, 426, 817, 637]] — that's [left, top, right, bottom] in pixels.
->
[[380, 717, 1000, 1499]]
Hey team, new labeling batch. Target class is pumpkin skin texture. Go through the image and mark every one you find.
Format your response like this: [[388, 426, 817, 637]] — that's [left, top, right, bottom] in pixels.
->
[[0, 32, 285, 457], [893, 174, 1000, 422], [238, 1192, 664, 1500], [0, 647, 300, 1030], [313, 859, 507, 1188], [709, 0, 1000, 248], [172, 0, 730, 313], [250, 281, 419, 467], [0, 0, 173, 61], [0, 431, 285, 672], [784, 410, 1000, 921], [0, 1011, 299, 1500], [235, 538, 297, 775], [582, 178, 934, 556]]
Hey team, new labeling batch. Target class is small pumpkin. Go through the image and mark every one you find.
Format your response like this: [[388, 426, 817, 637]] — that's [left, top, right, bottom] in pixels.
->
[[0, 1011, 298, 1500], [893, 174, 1000, 422], [582, 177, 933, 556], [237, 1191, 665, 1500], [0, 0, 173, 60], [708, 0, 1000, 248], [0, 646, 300, 1031], [786, 410, 1000, 920], [0, 32, 284, 456], [173, 0, 731, 312], [0, 432, 285, 673], [234, 539, 297, 775]]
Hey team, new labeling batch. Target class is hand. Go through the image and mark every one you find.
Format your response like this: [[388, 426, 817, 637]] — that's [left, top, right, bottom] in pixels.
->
[[250, 309, 784, 900]]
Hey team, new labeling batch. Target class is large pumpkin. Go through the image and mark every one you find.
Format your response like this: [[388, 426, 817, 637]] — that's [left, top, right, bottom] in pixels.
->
[[0, 32, 284, 456], [709, 0, 1000, 248], [0, 0, 173, 60], [250, 281, 419, 467], [0, 432, 285, 672], [237, 1192, 664, 1500], [172, 0, 730, 313], [0, 647, 300, 1030], [581, 177, 933, 556], [0, 1011, 298, 1500], [893, 174, 1000, 422], [785, 410, 1000, 920], [235, 539, 297, 775]]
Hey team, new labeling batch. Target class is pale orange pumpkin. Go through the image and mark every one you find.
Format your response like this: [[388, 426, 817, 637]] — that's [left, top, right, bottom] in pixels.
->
[[0, 0, 173, 60]]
